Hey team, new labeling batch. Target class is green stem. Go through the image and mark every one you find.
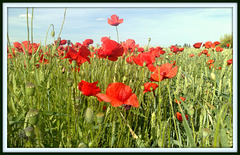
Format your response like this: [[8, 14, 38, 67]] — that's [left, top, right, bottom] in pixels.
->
[[115, 26, 119, 43]]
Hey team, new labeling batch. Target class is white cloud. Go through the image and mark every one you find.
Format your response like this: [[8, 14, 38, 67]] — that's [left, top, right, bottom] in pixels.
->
[[96, 18, 106, 21], [18, 14, 32, 18]]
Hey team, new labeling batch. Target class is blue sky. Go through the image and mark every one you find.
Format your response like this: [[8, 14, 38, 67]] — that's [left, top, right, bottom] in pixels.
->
[[8, 7, 232, 47]]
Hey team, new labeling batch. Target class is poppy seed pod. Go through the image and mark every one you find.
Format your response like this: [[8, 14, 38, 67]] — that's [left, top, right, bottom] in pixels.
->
[[85, 108, 94, 123], [51, 30, 55, 37], [26, 109, 39, 125], [67, 78, 74, 87], [96, 111, 105, 124], [71, 60, 77, 68], [24, 126, 34, 137], [26, 82, 36, 96], [78, 142, 88, 148]]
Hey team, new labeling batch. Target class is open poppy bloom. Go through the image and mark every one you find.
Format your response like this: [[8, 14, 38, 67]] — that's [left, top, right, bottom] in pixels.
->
[[137, 47, 144, 53], [193, 42, 202, 48], [227, 59, 233, 65], [36, 54, 49, 68], [207, 59, 215, 65], [226, 43, 230, 47], [78, 80, 101, 96], [63, 45, 91, 66], [96, 82, 139, 107], [83, 39, 94, 46], [108, 14, 123, 26], [189, 54, 194, 57], [204, 41, 215, 49], [215, 46, 223, 52], [175, 112, 188, 122], [214, 41, 221, 46], [132, 52, 156, 72], [126, 55, 136, 65], [178, 47, 184, 52], [150, 63, 178, 82], [98, 38, 124, 61], [175, 97, 186, 104], [143, 82, 159, 94]]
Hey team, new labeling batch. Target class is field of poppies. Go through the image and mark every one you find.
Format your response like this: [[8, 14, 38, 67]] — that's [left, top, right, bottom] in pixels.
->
[[7, 13, 233, 148]]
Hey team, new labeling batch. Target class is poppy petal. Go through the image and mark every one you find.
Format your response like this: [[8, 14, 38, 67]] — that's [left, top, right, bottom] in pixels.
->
[[124, 94, 139, 107]]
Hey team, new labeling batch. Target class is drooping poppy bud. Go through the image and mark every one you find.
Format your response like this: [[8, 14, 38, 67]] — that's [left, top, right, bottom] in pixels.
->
[[67, 78, 74, 87], [24, 126, 34, 137], [85, 108, 94, 123]]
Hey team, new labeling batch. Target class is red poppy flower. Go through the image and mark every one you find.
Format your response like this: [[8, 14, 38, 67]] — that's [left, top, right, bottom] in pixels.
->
[[171, 46, 179, 54], [171, 60, 176, 66], [175, 112, 188, 122], [83, 39, 94, 46], [36, 54, 49, 68], [215, 46, 223, 52], [126, 55, 136, 65], [178, 47, 184, 52], [98, 39, 124, 61], [96, 82, 139, 107], [227, 59, 233, 65], [143, 82, 158, 94], [13, 42, 23, 53], [193, 42, 202, 48], [214, 41, 221, 46], [108, 14, 123, 26], [205, 41, 213, 49], [226, 43, 230, 47], [125, 39, 136, 50], [175, 97, 186, 104], [137, 47, 144, 53], [215, 67, 222, 70], [150, 48, 165, 57], [63, 46, 91, 66], [150, 63, 178, 82], [189, 54, 194, 57], [78, 80, 101, 96], [132, 52, 156, 71], [198, 52, 203, 56], [202, 49, 208, 54], [206, 53, 210, 57], [209, 64, 214, 69], [207, 59, 214, 65]]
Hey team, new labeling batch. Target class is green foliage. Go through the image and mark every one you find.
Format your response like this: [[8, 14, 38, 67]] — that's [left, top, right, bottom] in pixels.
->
[[219, 33, 233, 48]]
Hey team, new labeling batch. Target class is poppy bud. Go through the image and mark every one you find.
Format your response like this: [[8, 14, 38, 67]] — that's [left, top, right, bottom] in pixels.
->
[[26, 109, 39, 125], [96, 44, 99, 48], [26, 82, 36, 96], [67, 78, 74, 87], [85, 108, 94, 123], [156, 61, 161, 66], [51, 30, 55, 37], [148, 38, 151, 42], [71, 60, 77, 68], [78, 142, 88, 148], [96, 111, 105, 124], [89, 45, 93, 50], [24, 126, 34, 137], [141, 85, 145, 91], [211, 73, 216, 81]]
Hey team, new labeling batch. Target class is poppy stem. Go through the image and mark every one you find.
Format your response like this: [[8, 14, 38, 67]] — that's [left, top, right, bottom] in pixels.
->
[[115, 26, 119, 43]]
